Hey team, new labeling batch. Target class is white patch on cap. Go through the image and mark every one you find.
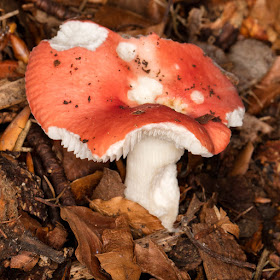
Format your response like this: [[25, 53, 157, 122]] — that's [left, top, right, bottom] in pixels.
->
[[49, 21, 108, 51], [156, 97, 188, 114], [128, 77, 163, 104], [116, 42, 137, 62], [174, 64, 180, 70], [226, 106, 245, 127], [190, 90, 205, 104], [47, 122, 212, 163]]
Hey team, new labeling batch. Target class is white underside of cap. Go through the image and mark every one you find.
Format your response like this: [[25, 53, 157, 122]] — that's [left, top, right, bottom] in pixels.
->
[[47, 122, 212, 162], [49, 21, 108, 51], [226, 106, 245, 127]]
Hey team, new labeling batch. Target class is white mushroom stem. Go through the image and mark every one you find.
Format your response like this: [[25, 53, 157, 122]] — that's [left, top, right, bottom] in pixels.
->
[[124, 136, 184, 231]]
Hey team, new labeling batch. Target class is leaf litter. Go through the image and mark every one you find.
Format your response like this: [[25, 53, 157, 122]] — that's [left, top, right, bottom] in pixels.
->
[[0, 0, 280, 279]]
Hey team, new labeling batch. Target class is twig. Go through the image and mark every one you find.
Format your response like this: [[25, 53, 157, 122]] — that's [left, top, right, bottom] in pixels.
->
[[253, 249, 270, 280], [35, 197, 60, 208], [0, 10, 19, 21], [182, 223, 256, 270], [13, 119, 32, 152], [233, 205, 254, 222], [27, 124, 76, 206]]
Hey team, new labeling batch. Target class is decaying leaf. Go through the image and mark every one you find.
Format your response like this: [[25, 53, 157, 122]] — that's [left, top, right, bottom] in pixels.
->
[[0, 152, 47, 220], [0, 106, 30, 151], [90, 197, 164, 235], [96, 216, 141, 280], [192, 223, 253, 280], [241, 0, 280, 49], [229, 141, 254, 176], [239, 113, 273, 144], [108, 0, 165, 22], [228, 39, 275, 91], [168, 236, 202, 271], [135, 240, 188, 280], [60, 206, 115, 279], [53, 141, 108, 181], [0, 60, 24, 79], [92, 168, 126, 200], [10, 251, 39, 272], [247, 56, 280, 115], [0, 165, 64, 264], [254, 140, 280, 201], [0, 78, 26, 110], [244, 224, 264, 255], [71, 170, 103, 203], [94, 5, 153, 32], [213, 206, 240, 238]]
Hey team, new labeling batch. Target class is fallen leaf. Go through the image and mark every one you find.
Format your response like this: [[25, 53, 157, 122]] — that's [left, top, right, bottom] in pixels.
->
[[96, 216, 141, 280], [229, 141, 254, 176], [192, 223, 253, 280], [0, 60, 24, 79], [60, 206, 116, 279], [239, 113, 273, 143], [53, 141, 108, 181], [0, 78, 26, 110], [94, 5, 152, 32], [213, 206, 240, 238], [228, 39, 275, 91], [254, 140, 280, 201], [71, 170, 103, 203], [247, 56, 280, 115], [108, 0, 165, 22], [0, 106, 30, 151], [168, 236, 202, 271], [244, 224, 263, 255], [10, 251, 39, 271], [135, 240, 187, 280], [92, 168, 126, 200], [90, 197, 164, 235]]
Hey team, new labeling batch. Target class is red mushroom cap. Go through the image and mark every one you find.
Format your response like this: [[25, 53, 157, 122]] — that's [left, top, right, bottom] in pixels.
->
[[25, 20, 244, 161]]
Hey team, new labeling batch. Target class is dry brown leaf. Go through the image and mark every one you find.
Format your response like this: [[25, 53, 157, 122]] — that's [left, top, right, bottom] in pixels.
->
[[44, 223, 68, 250], [239, 113, 273, 144], [135, 240, 188, 280], [115, 158, 126, 182], [247, 56, 280, 115], [71, 170, 103, 203], [108, 0, 165, 22], [0, 60, 24, 79], [229, 141, 254, 176], [90, 197, 164, 235], [53, 142, 109, 181], [0, 106, 30, 151], [228, 39, 275, 91], [192, 223, 252, 280], [60, 206, 116, 279], [94, 5, 153, 32], [241, 0, 280, 47], [121, 22, 165, 37], [9, 251, 39, 271], [254, 140, 280, 200], [92, 168, 125, 200], [213, 206, 240, 238], [244, 224, 263, 255], [96, 216, 141, 280], [0, 78, 26, 110]]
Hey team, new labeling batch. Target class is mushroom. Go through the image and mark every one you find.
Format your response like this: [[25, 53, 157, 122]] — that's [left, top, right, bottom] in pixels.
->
[[25, 20, 245, 230]]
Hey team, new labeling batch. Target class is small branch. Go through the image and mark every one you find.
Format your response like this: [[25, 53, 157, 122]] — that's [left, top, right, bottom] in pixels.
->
[[182, 223, 256, 270], [27, 124, 76, 206], [0, 10, 19, 21]]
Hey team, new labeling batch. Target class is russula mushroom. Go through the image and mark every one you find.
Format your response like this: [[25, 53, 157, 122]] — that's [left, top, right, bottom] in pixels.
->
[[25, 20, 245, 230]]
